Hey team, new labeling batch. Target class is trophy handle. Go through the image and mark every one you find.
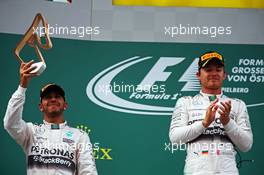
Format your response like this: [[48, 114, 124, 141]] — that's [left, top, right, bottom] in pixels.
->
[[14, 13, 52, 63]]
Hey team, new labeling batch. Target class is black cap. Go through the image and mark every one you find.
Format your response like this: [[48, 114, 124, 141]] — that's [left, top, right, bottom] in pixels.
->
[[40, 83, 65, 100], [198, 51, 224, 69]]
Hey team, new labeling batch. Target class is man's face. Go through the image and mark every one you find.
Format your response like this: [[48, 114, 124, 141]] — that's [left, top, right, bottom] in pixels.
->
[[39, 92, 67, 117], [196, 61, 226, 91]]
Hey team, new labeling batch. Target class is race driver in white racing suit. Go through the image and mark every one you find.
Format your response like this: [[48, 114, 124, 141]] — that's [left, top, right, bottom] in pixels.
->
[[169, 52, 253, 175], [4, 60, 98, 175]]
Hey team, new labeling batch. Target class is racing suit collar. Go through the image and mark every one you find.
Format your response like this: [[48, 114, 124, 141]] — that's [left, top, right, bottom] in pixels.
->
[[43, 120, 67, 129], [199, 90, 223, 100]]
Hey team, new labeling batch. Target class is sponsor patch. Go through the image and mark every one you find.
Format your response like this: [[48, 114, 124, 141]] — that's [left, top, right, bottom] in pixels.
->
[[63, 138, 75, 144]]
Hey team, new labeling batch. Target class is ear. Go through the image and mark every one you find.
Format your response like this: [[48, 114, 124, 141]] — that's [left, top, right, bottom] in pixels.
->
[[223, 71, 227, 80], [196, 71, 201, 80], [63, 102, 68, 110], [39, 103, 43, 112]]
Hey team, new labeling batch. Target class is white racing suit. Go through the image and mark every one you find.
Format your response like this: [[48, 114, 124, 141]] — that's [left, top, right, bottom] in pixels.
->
[[169, 91, 253, 175], [3, 86, 98, 175]]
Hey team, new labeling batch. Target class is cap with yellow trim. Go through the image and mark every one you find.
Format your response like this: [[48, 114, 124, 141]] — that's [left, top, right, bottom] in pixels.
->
[[40, 83, 65, 101], [198, 51, 224, 69]]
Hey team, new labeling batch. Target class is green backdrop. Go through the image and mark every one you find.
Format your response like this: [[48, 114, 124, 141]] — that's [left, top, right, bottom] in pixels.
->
[[0, 33, 263, 174]]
